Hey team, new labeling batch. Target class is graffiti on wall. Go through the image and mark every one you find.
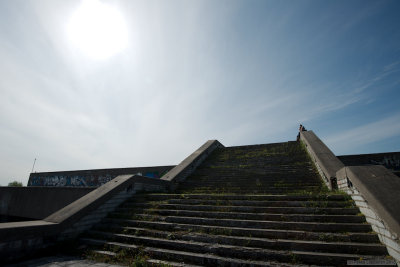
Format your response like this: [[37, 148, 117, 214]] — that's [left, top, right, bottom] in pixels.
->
[[371, 155, 400, 171], [28, 171, 165, 187]]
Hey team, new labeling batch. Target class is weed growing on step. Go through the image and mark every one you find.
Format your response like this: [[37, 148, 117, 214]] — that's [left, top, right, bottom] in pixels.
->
[[273, 180, 290, 188], [280, 215, 288, 221], [317, 233, 336, 242], [304, 201, 329, 208], [166, 233, 176, 240], [86, 245, 168, 267], [179, 193, 189, 199], [289, 253, 300, 264]]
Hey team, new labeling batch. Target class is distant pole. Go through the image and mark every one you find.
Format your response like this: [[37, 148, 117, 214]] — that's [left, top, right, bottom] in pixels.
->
[[31, 158, 36, 173]]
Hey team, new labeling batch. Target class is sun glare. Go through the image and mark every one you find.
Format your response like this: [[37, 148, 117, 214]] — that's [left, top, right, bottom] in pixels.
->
[[67, 0, 128, 60]]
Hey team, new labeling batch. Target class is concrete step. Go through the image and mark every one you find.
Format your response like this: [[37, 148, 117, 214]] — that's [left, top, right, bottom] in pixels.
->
[[118, 203, 360, 215], [116, 214, 372, 233], [81, 233, 382, 266], [78, 140, 391, 266], [177, 186, 322, 191], [155, 199, 354, 208], [176, 190, 324, 195], [87, 228, 387, 255], [178, 191, 323, 195], [187, 173, 318, 179], [82, 238, 298, 266], [177, 189, 323, 194], [100, 218, 380, 243], [90, 249, 203, 267], [147, 259, 203, 267], [135, 193, 350, 201], [111, 208, 365, 223], [179, 181, 321, 186]]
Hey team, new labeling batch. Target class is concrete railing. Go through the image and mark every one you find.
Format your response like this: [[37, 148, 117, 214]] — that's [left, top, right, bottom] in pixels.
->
[[300, 131, 344, 189], [0, 187, 95, 220], [337, 166, 400, 264], [0, 174, 169, 262], [161, 140, 224, 190], [28, 165, 175, 187], [300, 130, 400, 264]]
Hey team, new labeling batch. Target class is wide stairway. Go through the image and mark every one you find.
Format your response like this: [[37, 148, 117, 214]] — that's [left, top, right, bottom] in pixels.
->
[[80, 141, 389, 266]]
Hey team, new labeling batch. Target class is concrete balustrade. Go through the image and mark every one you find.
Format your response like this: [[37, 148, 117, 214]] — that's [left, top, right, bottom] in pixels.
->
[[300, 130, 400, 264], [300, 130, 344, 189], [337, 166, 400, 264], [0, 187, 95, 220], [161, 140, 224, 190], [0, 175, 168, 262]]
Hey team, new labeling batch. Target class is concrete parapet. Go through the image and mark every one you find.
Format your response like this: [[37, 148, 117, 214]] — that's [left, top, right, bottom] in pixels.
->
[[28, 165, 174, 187], [45, 175, 168, 228], [0, 220, 60, 262], [337, 166, 400, 263], [161, 140, 224, 189], [0, 187, 95, 220], [300, 131, 344, 189], [0, 174, 169, 262]]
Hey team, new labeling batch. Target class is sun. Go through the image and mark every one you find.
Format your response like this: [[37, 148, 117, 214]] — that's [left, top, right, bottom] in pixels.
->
[[67, 0, 128, 60]]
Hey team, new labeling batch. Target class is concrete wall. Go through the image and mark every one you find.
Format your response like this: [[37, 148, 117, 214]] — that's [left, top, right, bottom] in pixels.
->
[[0, 187, 95, 220], [161, 140, 224, 190], [300, 130, 400, 264], [0, 175, 170, 262], [338, 152, 400, 177], [300, 131, 344, 189], [28, 165, 175, 187], [337, 166, 400, 265]]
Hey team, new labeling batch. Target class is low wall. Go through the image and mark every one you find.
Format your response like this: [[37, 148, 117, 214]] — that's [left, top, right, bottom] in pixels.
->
[[0, 187, 95, 220], [28, 165, 175, 187], [300, 131, 344, 189], [337, 166, 400, 264], [0, 175, 169, 262], [338, 152, 400, 178]]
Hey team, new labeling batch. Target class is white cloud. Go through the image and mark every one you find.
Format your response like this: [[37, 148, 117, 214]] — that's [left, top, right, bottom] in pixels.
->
[[0, 1, 399, 186], [324, 114, 400, 154]]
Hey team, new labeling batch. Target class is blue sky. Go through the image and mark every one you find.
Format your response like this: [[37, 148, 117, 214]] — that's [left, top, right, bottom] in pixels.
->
[[0, 0, 399, 185]]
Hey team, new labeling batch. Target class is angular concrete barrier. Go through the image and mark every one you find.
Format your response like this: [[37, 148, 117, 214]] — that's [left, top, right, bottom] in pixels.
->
[[300, 131, 344, 189], [161, 140, 224, 189], [0, 187, 95, 220], [0, 174, 169, 262], [300, 130, 400, 264], [337, 166, 400, 263]]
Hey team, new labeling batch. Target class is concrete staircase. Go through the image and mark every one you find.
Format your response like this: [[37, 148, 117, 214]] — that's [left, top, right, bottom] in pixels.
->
[[80, 142, 389, 266]]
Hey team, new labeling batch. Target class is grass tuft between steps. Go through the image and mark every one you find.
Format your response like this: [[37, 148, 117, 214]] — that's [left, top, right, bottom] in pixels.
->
[[85, 245, 173, 267]]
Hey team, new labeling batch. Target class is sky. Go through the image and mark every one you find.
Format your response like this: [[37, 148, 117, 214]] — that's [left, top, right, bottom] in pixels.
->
[[0, 0, 400, 186]]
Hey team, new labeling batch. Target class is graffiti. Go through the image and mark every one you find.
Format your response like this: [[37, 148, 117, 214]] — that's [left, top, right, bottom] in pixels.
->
[[144, 172, 159, 178], [371, 156, 400, 170], [98, 174, 113, 185], [29, 175, 90, 187], [27, 167, 174, 187], [339, 153, 400, 177]]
